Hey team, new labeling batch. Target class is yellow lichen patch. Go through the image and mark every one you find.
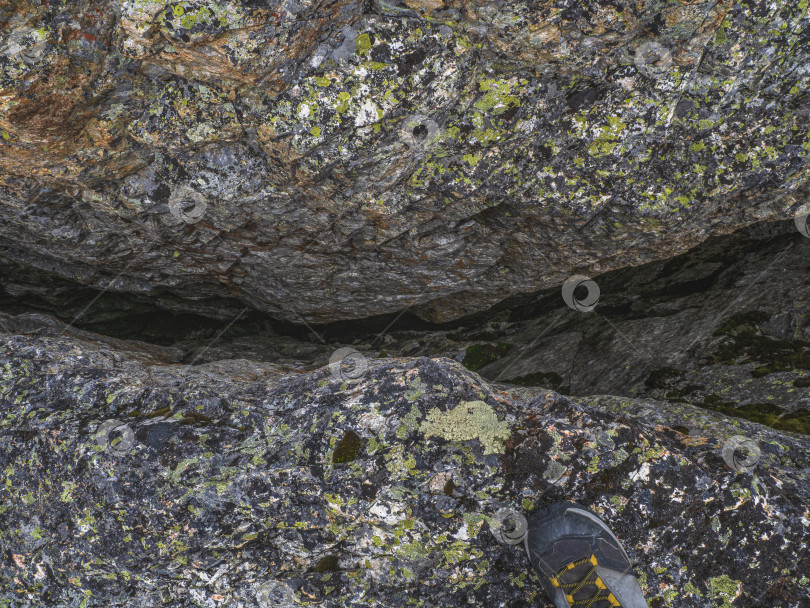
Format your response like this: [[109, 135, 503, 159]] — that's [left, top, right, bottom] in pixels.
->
[[419, 400, 510, 455]]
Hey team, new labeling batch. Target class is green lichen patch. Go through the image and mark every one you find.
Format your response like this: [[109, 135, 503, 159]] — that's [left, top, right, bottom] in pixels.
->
[[699, 396, 810, 435], [710, 311, 810, 376], [419, 400, 510, 455], [706, 575, 742, 608]]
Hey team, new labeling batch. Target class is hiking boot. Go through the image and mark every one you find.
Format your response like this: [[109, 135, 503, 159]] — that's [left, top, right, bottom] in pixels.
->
[[524, 501, 647, 608]]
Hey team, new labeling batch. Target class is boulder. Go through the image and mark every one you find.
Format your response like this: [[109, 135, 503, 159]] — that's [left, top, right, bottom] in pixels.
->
[[1, 319, 808, 607], [1, 0, 809, 323]]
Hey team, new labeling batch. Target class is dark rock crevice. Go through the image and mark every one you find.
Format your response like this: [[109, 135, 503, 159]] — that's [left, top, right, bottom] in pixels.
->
[[3, 218, 810, 438]]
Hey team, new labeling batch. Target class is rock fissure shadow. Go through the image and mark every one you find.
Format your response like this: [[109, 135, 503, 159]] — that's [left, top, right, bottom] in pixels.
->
[[2, 220, 810, 434]]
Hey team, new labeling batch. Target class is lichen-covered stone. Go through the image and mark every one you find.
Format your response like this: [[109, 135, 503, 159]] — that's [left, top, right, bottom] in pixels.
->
[[1, 320, 808, 607], [419, 399, 511, 455], [1, 0, 809, 324]]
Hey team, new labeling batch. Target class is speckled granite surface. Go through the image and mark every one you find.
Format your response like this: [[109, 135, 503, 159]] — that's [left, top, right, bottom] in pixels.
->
[[1, 319, 808, 607], [2, 1, 810, 606], [1, 0, 809, 323]]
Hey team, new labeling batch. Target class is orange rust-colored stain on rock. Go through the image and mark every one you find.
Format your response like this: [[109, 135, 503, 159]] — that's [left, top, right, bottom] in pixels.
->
[[7, 92, 86, 139], [83, 6, 106, 25], [63, 28, 98, 44], [82, 117, 115, 149], [680, 434, 709, 447], [145, 40, 262, 87], [666, 0, 732, 30], [362, 207, 393, 233]]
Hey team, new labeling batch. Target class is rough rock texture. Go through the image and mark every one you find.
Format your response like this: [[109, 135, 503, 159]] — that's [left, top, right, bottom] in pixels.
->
[[400, 219, 810, 434], [1, 320, 809, 607], [1, 0, 810, 324], [3, 2, 810, 606], [7, 218, 805, 438]]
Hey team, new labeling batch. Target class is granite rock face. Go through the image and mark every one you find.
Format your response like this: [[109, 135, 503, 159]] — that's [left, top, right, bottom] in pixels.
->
[[3, 2, 810, 606], [391, 219, 810, 435], [1, 0, 809, 323], [1, 320, 809, 607], [8, 219, 800, 441]]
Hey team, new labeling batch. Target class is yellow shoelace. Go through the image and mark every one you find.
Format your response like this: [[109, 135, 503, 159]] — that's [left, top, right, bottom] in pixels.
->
[[549, 554, 621, 607]]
